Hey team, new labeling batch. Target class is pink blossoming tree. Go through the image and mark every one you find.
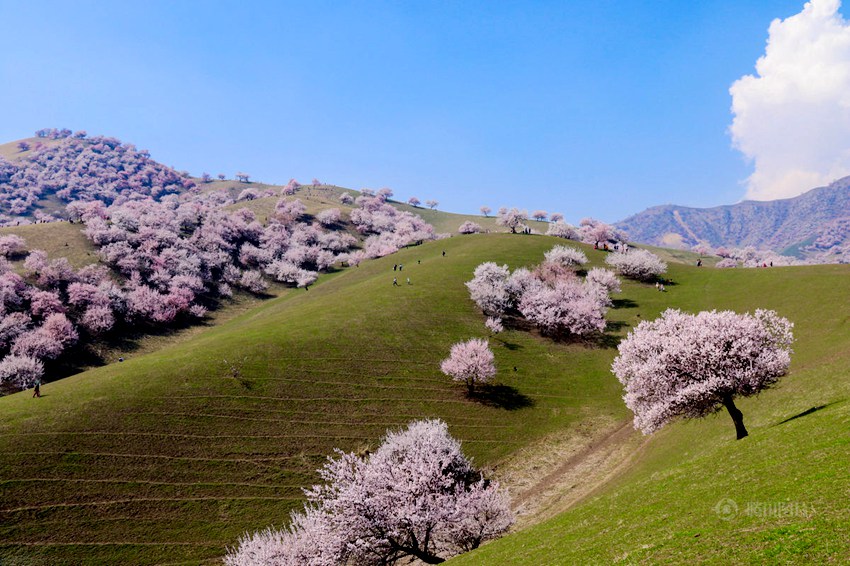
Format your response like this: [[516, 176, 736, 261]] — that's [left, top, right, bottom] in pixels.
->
[[225, 419, 513, 565], [440, 338, 497, 394], [611, 308, 794, 439]]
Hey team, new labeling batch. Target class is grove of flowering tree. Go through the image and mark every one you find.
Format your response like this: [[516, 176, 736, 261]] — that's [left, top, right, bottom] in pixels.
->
[[546, 221, 579, 240], [225, 419, 513, 565], [0, 181, 438, 390], [458, 220, 483, 234], [605, 249, 667, 281], [578, 217, 627, 247], [349, 191, 436, 259], [612, 308, 794, 439], [465, 245, 619, 339], [0, 131, 193, 223], [496, 207, 528, 233], [440, 338, 497, 394]]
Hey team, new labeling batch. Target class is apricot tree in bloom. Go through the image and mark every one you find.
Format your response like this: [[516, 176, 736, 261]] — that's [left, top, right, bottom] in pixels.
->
[[465, 262, 511, 316], [543, 245, 588, 267], [225, 419, 513, 566], [480, 205, 491, 217], [550, 212, 564, 222], [408, 196, 421, 207], [605, 249, 667, 282], [519, 279, 608, 336], [426, 199, 439, 210], [485, 316, 504, 334], [0, 355, 43, 387], [0, 235, 26, 257], [531, 210, 548, 222], [585, 267, 621, 294], [316, 208, 341, 226], [440, 338, 497, 394], [496, 207, 528, 233], [458, 220, 483, 234], [546, 221, 578, 240], [612, 308, 794, 439]]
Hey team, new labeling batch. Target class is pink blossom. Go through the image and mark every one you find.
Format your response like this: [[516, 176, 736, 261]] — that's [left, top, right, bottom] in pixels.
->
[[605, 249, 667, 281], [440, 338, 497, 393], [546, 221, 579, 240], [0, 355, 44, 387], [465, 262, 511, 316], [543, 245, 588, 267], [485, 317, 504, 334], [519, 279, 608, 336], [496, 207, 528, 233], [458, 220, 483, 234], [612, 308, 794, 439], [226, 419, 512, 565]]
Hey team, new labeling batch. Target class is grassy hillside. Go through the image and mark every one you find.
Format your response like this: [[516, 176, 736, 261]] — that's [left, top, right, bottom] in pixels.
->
[[0, 222, 96, 268], [450, 263, 850, 565], [0, 234, 639, 565], [0, 137, 64, 162], [0, 230, 845, 565]]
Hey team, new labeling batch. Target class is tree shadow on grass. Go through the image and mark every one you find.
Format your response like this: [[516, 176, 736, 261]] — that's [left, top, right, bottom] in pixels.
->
[[497, 340, 522, 351], [612, 298, 637, 309], [774, 403, 836, 426], [470, 384, 534, 410]]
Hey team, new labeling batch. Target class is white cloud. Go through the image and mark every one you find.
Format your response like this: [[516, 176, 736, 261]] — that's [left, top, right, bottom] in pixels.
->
[[730, 0, 850, 200]]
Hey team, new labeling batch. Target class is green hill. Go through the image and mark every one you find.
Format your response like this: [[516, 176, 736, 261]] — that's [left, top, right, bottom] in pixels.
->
[[0, 227, 845, 565], [450, 262, 850, 565], [0, 234, 631, 564]]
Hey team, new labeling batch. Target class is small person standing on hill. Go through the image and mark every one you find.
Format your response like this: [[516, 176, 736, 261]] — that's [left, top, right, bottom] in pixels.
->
[[399, 264, 403, 271], [393, 277, 399, 287], [407, 277, 411, 285], [32, 380, 41, 398], [442, 250, 446, 257], [394, 264, 398, 271], [697, 258, 702, 267]]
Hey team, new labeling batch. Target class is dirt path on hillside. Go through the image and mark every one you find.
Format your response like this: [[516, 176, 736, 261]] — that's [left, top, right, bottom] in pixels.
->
[[496, 416, 651, 528]]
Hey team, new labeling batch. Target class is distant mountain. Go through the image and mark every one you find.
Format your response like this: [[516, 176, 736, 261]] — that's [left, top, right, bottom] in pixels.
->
[[615, 176, 850, 258]]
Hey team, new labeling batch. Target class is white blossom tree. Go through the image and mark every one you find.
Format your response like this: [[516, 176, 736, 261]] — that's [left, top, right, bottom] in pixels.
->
[[440, 338, 497, 394], [496, 208, 528, 233], [225, 420, 513, 565], [612, 309, 794, 439], [605, 249, 667, 281]]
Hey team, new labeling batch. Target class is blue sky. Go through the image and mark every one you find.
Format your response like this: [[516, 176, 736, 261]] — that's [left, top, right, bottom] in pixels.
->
[[0, 0, 811, 222]]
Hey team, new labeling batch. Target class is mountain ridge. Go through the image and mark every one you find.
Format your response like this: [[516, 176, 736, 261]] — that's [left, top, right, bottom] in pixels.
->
[[615, 176, 850, 258]]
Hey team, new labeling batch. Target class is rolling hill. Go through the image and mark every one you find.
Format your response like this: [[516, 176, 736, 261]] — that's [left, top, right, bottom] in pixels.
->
[[0, 132, 845, 565], [616, 175, 850, 259], [0, 230, 847, 564]]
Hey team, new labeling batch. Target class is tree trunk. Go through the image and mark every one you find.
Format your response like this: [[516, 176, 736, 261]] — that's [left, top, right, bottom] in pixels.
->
[[722, 395, 748, 440]]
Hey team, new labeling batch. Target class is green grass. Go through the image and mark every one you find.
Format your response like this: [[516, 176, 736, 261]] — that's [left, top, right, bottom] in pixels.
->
[[0, 232, 846, 565], [450, 263, 850, 565], [0, 137, 64, 162], [0, 235, 637, 565], [0, 221, 97, 268]]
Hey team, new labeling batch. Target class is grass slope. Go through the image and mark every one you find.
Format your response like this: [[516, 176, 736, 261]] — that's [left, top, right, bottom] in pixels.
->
[[0, 234, 637, 565], [450, 264, 850, 565]]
